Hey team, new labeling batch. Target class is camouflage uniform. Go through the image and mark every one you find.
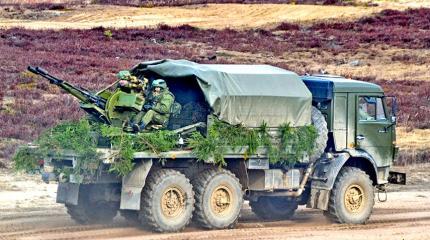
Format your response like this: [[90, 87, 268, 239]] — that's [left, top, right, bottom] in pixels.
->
[[142, 90, 174, 126], [117, 70, 147, 93], [133, 79, 174, 130]]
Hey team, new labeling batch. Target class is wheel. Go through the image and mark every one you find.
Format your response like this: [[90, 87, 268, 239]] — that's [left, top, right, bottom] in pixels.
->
[[192, 168, 243, 229], [139, 169, 194, 232], [249, 197, 298, 220], [66, 201, 118, 224], [120, 210, 140, 225], [310, 106, 329, 162], [65, 184, 118, 224], [324, 167, 375, 224]]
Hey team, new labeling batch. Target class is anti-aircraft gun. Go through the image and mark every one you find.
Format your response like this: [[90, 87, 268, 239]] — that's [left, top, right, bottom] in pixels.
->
[[28, 66, 145, 127]]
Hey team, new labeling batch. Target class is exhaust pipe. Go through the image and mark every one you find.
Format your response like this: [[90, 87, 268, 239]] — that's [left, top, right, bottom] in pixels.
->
[[284, 162, 315, 197]]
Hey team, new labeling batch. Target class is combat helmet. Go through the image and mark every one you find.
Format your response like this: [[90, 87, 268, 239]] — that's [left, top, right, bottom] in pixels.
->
[[152, 79, 167, 89], [117, 70, 131, 80]]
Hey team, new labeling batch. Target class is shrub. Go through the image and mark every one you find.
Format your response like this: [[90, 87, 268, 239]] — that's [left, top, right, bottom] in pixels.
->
[[1, 8, 429, 161]]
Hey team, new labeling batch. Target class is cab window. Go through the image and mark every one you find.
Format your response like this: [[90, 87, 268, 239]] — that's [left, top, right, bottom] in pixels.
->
[[358, 96, 386, 121]]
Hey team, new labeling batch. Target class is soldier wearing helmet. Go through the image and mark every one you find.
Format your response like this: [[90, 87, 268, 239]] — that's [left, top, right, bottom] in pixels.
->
[[117, 70, 148, 93], [132, 79, 174, 132]]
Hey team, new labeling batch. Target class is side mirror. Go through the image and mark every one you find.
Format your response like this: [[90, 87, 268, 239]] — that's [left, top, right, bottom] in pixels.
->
[[385, 96, 398, 121]]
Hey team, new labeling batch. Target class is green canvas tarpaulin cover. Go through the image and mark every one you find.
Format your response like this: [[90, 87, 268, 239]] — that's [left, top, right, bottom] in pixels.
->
[[131, 59, 312, 127]]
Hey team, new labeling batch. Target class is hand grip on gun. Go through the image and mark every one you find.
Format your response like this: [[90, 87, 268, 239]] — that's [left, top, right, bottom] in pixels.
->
[[143, 103, 154, 111]]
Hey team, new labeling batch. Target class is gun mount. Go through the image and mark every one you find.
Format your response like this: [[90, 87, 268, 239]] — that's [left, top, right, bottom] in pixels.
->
[[28, 66, 145, 126]]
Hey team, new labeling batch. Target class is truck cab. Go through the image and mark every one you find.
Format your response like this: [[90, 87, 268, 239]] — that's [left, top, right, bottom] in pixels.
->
[[302, 74, 397, 183], [301, 75, 400, 215]]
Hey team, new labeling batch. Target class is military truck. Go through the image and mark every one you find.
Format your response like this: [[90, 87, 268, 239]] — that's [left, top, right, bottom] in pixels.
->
[[32, 59, 402, 233]]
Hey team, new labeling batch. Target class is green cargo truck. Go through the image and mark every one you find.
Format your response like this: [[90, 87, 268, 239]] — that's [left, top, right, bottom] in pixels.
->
[[32, 60, 402, 232]]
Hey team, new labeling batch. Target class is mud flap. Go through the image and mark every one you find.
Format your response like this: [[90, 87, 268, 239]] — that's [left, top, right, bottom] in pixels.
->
[[120, 160, 152, 210], [56, 183, 80, 205], [308, 188, 330, 210], [307, 153, 350, 210]]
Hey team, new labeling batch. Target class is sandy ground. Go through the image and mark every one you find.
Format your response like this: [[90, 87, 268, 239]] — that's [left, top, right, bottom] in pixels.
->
[[1, 3, 429, 30], [0, 164, 429, 240]]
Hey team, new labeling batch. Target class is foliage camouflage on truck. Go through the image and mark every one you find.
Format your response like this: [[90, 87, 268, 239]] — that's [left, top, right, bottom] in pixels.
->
[[13, 118, 317, 177]]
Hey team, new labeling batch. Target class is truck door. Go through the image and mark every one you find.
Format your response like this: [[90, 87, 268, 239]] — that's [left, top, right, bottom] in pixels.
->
[[356, 96, 393, 167]]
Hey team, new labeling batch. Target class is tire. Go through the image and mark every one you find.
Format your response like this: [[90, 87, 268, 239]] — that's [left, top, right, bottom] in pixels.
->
[[192, 168, 243, 229], [249, 197, 298, 220], [66, 201, 118, 224], [310, 106, 328, 162], [139, 169, 194, 232], [324, 167, 375, 224]]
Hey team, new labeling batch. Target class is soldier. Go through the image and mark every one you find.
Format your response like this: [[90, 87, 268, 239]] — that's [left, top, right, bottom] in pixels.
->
[[117, 70, 148, 93], [132, 79, 174, 132], [358, 97, 375, 121]]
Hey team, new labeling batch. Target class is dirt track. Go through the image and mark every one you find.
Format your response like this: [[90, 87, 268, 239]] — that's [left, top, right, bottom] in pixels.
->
[[0, 3, 427, 30], [1, 167, 430, 240]]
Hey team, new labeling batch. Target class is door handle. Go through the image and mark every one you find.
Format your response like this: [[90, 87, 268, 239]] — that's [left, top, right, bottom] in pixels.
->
[[378, 129, 388, 133], [356, 135, 365, 141]]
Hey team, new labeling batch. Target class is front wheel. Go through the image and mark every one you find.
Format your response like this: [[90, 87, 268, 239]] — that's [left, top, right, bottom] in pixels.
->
[[324, 167, 374, 224]]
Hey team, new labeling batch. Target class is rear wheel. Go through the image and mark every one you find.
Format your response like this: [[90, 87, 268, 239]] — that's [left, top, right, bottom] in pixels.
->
[[66, 201, 117, 224], [324, 167, 374, 224], [249, 197, 298, 220], [139, 169, 194, 232], [192, 169, 243, 229]]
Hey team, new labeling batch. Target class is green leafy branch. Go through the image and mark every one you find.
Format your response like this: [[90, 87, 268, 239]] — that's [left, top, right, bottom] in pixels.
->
[[13, 118, 317, 178], [189, 120, 318, 166], [100, 125, 177, 176], [13, 119, 101, 179]]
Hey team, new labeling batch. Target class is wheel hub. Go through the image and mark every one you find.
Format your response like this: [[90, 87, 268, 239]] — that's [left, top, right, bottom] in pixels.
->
[[344, 184, 365, 213], [210, 185, 232, 216], [161, 187, 185, 218]]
